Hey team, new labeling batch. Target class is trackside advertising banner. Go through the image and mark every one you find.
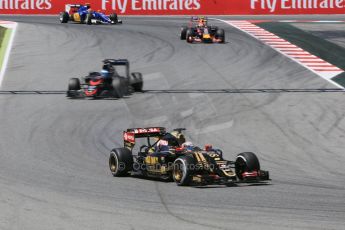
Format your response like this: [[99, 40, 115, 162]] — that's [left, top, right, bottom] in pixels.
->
[[0, 0, 344, 15]]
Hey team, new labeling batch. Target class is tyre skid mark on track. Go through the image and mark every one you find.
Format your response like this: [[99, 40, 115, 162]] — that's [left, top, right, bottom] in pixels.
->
[[0, 88, 344, 95], [154, 183, 227, 230], [217, 19, 345, 89]]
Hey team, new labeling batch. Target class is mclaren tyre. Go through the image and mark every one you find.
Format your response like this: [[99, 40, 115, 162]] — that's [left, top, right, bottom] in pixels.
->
[[68, 78, 80, 91], [66, 78, 80, 98], [131, 72, 143, 92], [111, 77, 124, 98]]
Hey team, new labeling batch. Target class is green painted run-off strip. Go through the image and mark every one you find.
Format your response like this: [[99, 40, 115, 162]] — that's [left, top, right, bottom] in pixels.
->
[[0, 27, 5, 44], [0, 27, 12, 70]]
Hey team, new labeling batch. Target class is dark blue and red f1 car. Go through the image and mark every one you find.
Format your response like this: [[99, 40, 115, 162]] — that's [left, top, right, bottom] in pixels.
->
[[59, 4, 122, 25]]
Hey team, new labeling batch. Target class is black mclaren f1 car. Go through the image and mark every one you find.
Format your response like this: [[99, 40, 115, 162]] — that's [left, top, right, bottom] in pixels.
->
[[67, 59, 143, 99], [109, 127, 270, 186]]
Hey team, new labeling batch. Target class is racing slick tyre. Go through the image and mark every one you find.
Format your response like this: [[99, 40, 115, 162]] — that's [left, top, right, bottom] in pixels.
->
[[186, 29, 193, 43], [85, 12, 93, 25], [111, 77, 124, 98], [60, 12, 69, 23], [109, 13, 118, 24], [132, 81, 143, 92], [210, 26, 218, 33], [109, 148, 133, 177], [235, 152, 260, 180], [131, 72, 143, 92], [180, 27, 188, 40], [67, 78, 81, 98], [172, 155, 196, 186], [215, 29, 225, 43], [68, 78, 81, 91]]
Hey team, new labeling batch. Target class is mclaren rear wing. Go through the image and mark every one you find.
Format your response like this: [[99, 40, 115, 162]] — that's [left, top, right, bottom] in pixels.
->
[[103, 59, 130, 78]]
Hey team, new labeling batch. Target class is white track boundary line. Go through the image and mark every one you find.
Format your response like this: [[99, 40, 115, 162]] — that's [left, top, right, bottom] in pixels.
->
[[214, 18, 344, 90], [0, 22, 17, 87]]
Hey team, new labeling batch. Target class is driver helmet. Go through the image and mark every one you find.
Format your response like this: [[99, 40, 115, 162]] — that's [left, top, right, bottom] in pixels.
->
[[182, 141, 194, 151], [156, 138, 170, 152], [161, 133, 179, 147], [198, 18, 205, 27], [85, 3, 91, 9], [101, 69, 110, 78], [170, 131, 186, 146]]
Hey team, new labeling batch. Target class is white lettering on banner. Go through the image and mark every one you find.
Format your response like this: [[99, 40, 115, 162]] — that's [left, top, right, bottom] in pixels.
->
[[132, 0, 140, 10], [251, 0, 344, 12], [143, 0, 156, 10], [102, 0, 128, 13], [193, 0, 200, 9], [336, 0, 344, 7], [119, 0, 128, 13], [138, 0, 201, 10], [0, 0, 51, 9], [103, 0, 200, 12], [251, 0, 277, 12]]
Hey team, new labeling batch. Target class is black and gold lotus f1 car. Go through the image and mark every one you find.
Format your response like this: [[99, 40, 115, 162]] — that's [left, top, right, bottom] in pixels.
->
[[109, 127, 270, 186]]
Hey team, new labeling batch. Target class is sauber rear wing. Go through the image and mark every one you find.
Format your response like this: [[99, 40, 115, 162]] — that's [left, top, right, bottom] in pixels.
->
[[65, 4, 81, 13], [123, 127, 166, 148], [103, 59, 130, 78]]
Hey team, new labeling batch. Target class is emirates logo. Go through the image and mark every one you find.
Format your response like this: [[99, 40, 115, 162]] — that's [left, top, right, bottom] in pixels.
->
[[0, 0, 52, 10], [251, 0, 345, 12], [101, 0, 201, 13]]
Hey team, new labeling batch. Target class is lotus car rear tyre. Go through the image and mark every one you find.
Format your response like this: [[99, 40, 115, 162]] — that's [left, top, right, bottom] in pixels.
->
[[109, 148, 133, 177]]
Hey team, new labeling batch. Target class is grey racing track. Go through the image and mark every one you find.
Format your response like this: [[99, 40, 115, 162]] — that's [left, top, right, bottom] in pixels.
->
[[0, 16, 344, 230]]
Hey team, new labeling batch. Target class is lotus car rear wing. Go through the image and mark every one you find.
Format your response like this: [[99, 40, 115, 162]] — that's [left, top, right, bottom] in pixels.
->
[[123, 127, 166, 148]]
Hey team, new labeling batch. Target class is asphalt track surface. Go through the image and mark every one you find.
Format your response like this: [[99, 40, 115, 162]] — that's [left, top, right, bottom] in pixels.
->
[[292, 22, 345, 49], [0, 16, 344, 230]]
